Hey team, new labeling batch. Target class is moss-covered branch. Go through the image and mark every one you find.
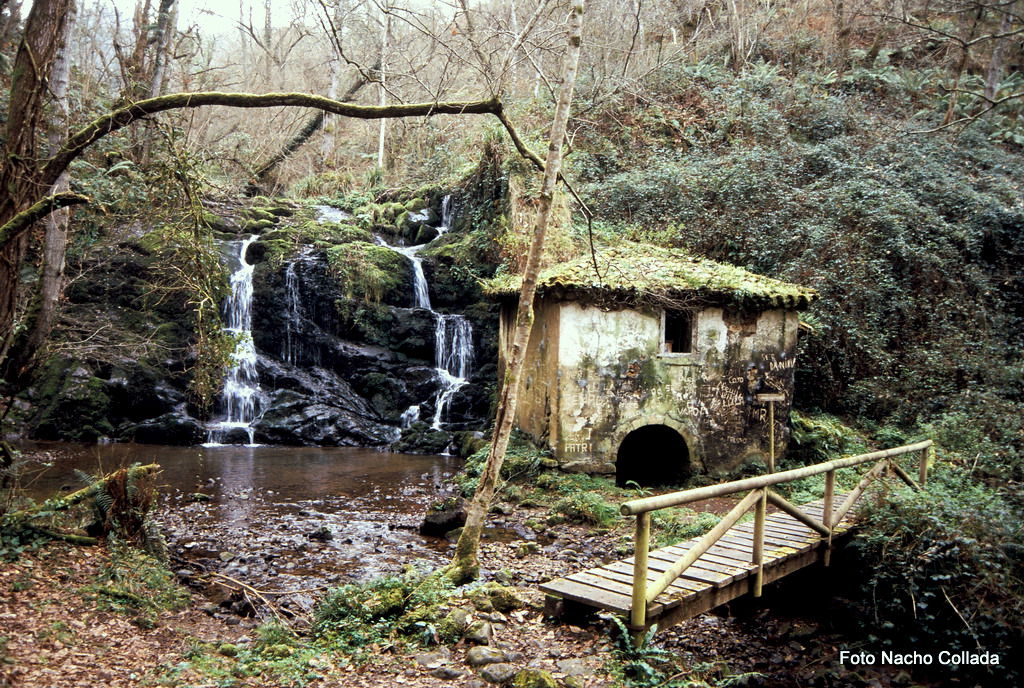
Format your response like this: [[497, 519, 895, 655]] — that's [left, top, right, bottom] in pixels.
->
[[1, 463, 160, 525], [0, 192, 89, 253], [40, 92, 503, 188]]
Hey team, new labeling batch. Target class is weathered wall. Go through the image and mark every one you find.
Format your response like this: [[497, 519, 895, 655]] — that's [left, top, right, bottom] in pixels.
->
[[499, 300, 561, 447], [504, 298, 801, 477]]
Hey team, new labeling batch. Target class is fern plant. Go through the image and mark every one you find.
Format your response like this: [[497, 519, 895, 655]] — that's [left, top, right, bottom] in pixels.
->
[[608, 616, 676, 687]]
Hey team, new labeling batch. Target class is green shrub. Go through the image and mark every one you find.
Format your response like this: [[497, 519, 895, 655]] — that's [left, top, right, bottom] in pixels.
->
[[651, 508, 720, 548], [552, 491, 619, 528], [456, 434, 548, 496], [313, 568, 456, 653], [850, 471, 1024, 682], [788, 411, 868, 464], [84, 545, 188, 623]]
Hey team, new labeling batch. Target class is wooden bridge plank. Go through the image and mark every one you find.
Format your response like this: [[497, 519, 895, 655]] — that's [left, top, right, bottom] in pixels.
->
[[634, 552, 741, 581], [541, 574, 634, 614], [732, 524, 817, 548], [598, 561, 707, 597], [656, 545, 756, 578], [717, 534, 801, 557], [641, 548, 748, 581], [763, 523, 823, 540]]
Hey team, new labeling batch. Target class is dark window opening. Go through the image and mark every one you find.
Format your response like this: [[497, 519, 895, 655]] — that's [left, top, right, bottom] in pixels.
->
[[664, 310, 693, 353], [616, 425, 691, 487]]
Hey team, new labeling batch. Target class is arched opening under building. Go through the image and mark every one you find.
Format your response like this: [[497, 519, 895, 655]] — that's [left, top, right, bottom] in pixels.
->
[[615, 424, 691, 487]]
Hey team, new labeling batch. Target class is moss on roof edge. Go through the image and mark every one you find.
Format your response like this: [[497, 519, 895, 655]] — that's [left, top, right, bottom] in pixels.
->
[[483, 242, 818, 311]]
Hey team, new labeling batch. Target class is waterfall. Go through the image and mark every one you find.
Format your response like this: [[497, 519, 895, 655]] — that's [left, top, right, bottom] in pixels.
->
[[393, 244, 431, 309], [282, 247, 312, 365], [206, 236, 262, 446], [400, 405, 421, 428], [431, 314, 473, 429], [437, 194, 453, 236], [372, 195, 474, 432]]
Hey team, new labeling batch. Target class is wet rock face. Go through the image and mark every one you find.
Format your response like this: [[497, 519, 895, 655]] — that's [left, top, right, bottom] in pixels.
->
[[246, 248, 492, 449], [18, 198, 497, 452]]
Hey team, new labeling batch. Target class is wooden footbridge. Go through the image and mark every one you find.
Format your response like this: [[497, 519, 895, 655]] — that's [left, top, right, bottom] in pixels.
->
[[541, 440, 933, 633]]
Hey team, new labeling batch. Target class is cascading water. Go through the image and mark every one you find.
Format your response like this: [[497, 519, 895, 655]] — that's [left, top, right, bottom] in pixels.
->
[[206, 236, 263, 446], [282, 247, 313, 365], [437, 194, 453, 236], [373, 195, 474, 431], [431, 314, 473, 429]]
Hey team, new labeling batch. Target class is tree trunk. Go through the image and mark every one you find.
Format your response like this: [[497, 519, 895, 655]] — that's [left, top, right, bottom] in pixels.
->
[[139, 0, 176, 163], [7, 0, 79, 385], [984, 10, 1012, 101], [833, 0, 850, 75], [322, 0, 348, 162], [377, 5, 390, 171], [450, 0, 585, 584], [147, 0, 175, 99], [943, 7, 984, 126], [247, 67, 373, 196], [0, 0, 73, 368]]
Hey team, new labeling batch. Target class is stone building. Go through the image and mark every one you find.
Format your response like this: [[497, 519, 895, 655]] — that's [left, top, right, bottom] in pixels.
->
[[486, 242, 818, 485]]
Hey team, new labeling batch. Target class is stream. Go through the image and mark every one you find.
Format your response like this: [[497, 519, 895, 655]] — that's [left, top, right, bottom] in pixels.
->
[[17, 442, 472, 593]]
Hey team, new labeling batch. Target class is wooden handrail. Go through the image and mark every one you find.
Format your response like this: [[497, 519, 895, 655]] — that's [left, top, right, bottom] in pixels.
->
[[645, 489, 763, 604], [624, 440, 934, 629], [621, 440, 933, 515]]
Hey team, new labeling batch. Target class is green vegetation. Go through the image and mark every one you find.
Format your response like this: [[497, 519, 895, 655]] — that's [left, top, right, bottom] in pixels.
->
[[324, 241, 408, 304], [83, 545, 188, 626], [313, 568, 453, 656], [852, 467, 1024, 682], [485, 241, 818, 310], [571, 69, 1022, 433]]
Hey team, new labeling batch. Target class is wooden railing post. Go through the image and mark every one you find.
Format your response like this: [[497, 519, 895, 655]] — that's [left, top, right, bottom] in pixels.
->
[[631, 512, 651, 630], [753, 488, 765, 596], [919, 446, 929, 486], [823, 469, 835, 566]]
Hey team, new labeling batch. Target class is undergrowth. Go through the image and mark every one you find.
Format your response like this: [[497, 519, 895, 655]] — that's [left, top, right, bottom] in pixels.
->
[[851, 467, 1024, 682], [83, 544, 189, 627]]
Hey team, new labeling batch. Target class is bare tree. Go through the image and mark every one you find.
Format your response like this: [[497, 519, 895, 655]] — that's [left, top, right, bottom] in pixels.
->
[[451, 0, 586, 584]]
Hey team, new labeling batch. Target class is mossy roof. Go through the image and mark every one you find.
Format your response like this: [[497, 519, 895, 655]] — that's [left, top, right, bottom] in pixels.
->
[[484, 242, 817, 310]]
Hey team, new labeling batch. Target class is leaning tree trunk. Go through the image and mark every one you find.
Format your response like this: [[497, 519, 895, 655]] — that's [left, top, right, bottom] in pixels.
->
[[0, 0, 73, 371], [246, 65, 374, 196], [450, 0, 585, 584]]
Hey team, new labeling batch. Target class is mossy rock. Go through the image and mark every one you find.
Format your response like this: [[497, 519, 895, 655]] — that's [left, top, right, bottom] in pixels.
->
[[324, 241, 409, 304], [438, 606, 472, 639], [308, 221, 373, 245], [468, 582, 525, 613], [393, 422, 451, 454], [264, 644, 294, 658], [241, 218, 276, 233], [217, 643, 239, 657], [513, 669, 558, 688], [200, 210, 238, 233], [258, 238, 294, 267], [256, 205, 295, 217], [243, 207, 278, 223]]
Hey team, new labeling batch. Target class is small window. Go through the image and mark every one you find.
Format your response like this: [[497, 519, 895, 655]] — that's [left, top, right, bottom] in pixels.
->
[[663, 310, 693, 353]]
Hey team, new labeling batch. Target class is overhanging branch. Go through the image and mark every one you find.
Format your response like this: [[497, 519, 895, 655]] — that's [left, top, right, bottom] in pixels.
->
[[40, 91, 503, 188], [0, 192, 90, 252]]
